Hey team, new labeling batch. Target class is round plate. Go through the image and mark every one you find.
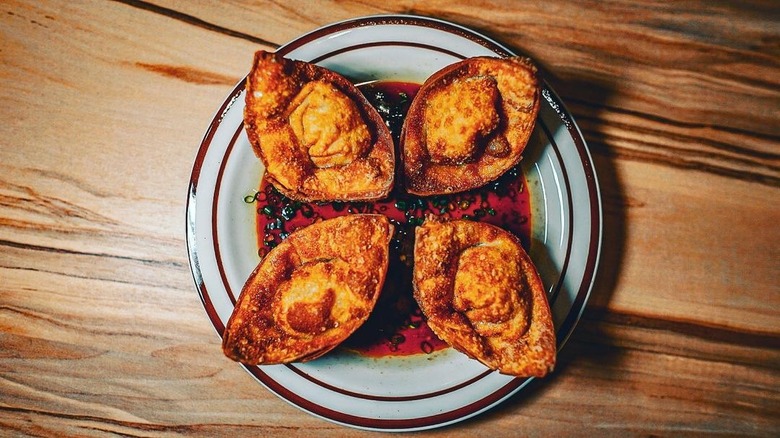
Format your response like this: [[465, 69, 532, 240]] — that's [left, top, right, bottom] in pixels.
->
[[186, 14, 602, 432]]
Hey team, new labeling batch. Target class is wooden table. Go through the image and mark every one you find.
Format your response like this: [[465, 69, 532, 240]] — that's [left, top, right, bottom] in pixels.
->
[[2, 1, 777, 436]]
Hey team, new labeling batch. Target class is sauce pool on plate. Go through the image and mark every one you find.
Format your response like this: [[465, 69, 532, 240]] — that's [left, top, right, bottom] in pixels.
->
[[245, 81, 533, 358]]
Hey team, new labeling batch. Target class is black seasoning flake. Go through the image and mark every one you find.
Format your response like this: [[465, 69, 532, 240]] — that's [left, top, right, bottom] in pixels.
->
[[261, 205, 275, 217], [390, 334, 406, 345], [299, 204, 314, 218], [281, 205, 296, 220], [265, 218, 282, 230], [431, 196, 447, 208]]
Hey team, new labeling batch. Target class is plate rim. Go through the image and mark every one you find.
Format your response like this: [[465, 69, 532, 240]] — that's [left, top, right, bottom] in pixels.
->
[[185, 13, 603, 432]]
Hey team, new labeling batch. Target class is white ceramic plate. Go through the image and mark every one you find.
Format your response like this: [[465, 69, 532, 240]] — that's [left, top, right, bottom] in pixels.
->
[[186, 15, 602, 431]]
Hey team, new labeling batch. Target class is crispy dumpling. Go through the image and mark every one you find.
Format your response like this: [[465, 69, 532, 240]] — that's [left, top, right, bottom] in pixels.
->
[[244, 51, 395, 202], [222, 214, 393, 365], [401, 56, 540, 196], [412, 216, 555, 377]]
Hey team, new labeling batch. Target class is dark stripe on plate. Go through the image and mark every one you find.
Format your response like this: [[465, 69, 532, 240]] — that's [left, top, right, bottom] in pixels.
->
[[187, 79, 246, 336], [540, 86, 602, 351], [306, 41, 467, 64], [537, 104, 575, 313], [284, 364, 494, 402], [211, 123, 246, 306], [244, 362, 533, 430]]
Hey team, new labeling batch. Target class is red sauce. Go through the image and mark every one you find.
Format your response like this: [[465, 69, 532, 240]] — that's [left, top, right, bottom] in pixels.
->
[[247, 82, 532, 358]]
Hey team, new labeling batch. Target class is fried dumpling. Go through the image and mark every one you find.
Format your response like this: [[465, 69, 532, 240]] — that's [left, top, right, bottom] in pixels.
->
[[401, 56, 540, 196], [244, 51, 395, 202], [222, 214, 393, 365], [412, 217, 555, 377]]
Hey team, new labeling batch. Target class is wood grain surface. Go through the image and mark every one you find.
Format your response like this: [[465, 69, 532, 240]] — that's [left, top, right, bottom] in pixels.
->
[[1, 0, 778, 436]]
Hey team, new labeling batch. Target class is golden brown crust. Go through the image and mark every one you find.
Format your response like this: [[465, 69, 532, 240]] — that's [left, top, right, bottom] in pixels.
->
[[243, 51, 395, 202], [412, 216, 555, 377], [222, 214, 393, 365], [401, 56, 540, 196]]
